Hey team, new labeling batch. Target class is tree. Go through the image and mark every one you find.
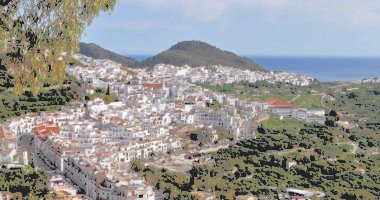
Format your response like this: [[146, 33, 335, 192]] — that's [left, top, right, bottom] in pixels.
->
[[0, 0, 117, 96], [374, 86, 380, 95], [104, 84, 114, 103], [106, 84, 110, 95], [104, 94, 114, 104], [329, 110, 338, 117], [130, 159, 144, 173]]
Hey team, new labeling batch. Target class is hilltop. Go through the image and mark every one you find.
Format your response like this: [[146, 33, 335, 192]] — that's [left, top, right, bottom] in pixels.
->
[[141, 41, 264, 71], [79, 41, 264, 71]]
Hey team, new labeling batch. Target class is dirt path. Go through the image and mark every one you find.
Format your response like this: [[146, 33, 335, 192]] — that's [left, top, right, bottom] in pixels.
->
[[265, 147, 314, 156], [291, 95, 301, 102], [200, 144, 229, 154], [320, 93, 328, 108], [337, 142, 358, 154]]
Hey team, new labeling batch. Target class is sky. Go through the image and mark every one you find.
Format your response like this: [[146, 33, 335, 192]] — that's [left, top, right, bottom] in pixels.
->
[[81, 0, 380, 57]]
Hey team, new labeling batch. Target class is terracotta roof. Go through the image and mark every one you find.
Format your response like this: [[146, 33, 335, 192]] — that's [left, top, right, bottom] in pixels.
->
[[266, 99, 297, 109], [34, 122, 60, 138], [186, 151, 201, 157], [142, 83, 163, 89]]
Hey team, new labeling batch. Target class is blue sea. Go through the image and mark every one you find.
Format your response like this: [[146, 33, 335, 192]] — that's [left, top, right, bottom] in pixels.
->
[[130, 55, 380, 82], [252, 56, 380, 82]]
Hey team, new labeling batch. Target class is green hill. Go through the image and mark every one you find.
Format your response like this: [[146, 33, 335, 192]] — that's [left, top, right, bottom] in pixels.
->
[[79, 41, 265, 71], [79, 42, 140, 67], [141, 41, 264, 71]]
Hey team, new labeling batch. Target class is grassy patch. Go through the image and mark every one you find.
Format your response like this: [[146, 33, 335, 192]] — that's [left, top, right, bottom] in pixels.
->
[[261, 115, 304, 131], [293, 94, 323, 109]]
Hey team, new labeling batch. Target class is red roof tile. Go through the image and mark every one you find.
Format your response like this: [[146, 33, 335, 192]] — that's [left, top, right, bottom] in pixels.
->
[[142, 83, 163, 89], [266, 99, 297, 109]]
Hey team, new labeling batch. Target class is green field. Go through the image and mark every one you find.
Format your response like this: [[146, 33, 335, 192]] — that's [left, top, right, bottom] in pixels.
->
[[261, 115, 305, 131], [198, 81, 325, 105], [292, 94, 324, 109]]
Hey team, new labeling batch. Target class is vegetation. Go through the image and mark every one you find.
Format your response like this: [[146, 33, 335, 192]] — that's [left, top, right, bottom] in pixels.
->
[[189, 128, 203, 142], [198, 81, 323, 104], [261, 115, 304, 131], [325, 83, 380, 122], [0, 163, 51, 199], [199, 81, 380, 123], [293, 94, 323, 109], [0, 66, 83, 123], [216, 129, 233, 141], [188, 81, 380, 199], [87, 86, 115, 104], [81, 41, 264, 70], [0, 0, 117, 95], [206, 100, 223, 111], [141, 41, 263, 70], [133, 121, 380, 199], [79, 42, 139, 67], [132, 163, 198, 199]]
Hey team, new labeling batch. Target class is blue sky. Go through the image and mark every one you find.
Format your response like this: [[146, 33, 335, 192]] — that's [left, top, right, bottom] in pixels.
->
[[81, 0, 380, 57]]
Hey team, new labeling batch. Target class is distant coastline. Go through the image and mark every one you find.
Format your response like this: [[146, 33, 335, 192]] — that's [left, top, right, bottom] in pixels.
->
[[252, 56, 380, 82], [128, 55, 380, 82], [128, 55, 152, 61]]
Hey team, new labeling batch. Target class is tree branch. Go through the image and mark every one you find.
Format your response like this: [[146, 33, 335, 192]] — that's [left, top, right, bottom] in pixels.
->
[[0, 0, 12, 7]]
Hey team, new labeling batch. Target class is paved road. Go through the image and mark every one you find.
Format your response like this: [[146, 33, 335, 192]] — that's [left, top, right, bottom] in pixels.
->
[[18, 134, 58, 177]]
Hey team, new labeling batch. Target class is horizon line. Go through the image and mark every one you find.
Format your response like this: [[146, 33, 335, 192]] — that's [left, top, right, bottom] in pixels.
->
[[124, 54, 380, 59]]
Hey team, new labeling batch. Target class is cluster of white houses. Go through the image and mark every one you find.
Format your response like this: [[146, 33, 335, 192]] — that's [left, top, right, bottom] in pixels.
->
[[150, 63, 314, 86], [0, 55, 325, 199]]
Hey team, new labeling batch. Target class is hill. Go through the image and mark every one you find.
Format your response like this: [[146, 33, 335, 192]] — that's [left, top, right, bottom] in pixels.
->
[[141, 41, 264, 71], [79, 41, 264, 71], [79, 42, 140, 67]]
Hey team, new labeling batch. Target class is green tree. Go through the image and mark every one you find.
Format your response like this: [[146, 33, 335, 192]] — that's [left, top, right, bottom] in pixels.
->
[[131, 159, 144, 173], [0, 0, 117, 96], [104, 94, 114, 104]]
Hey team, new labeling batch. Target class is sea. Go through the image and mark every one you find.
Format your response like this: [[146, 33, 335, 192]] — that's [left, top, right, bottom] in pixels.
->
[[130, 55, 380, 82]]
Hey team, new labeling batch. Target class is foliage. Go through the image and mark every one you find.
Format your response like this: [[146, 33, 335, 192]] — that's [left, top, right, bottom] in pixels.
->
[[198, 81, 323, 103], [0, 67, 82, 122], [189, 128, 202, 141], [88, 86, 115, 103], [133, 124, 380, 199], [0, 167, 51, 199], [206, 100, 223, 111], [292, 94, 323, 109], [80, 41, 265, 70], [0, 0, 117, 95], [326, 83, 380, 122], [130, 159, 144, 173], [104, 95, 114, 104], [261, 115, 305, 131], [79, 42, 139, 67], [141, 41, 264, 70], [132, 166, 196, 199]]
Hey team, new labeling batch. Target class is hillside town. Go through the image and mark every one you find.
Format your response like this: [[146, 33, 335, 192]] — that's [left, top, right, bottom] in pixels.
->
[[0, 55, 325, 199]]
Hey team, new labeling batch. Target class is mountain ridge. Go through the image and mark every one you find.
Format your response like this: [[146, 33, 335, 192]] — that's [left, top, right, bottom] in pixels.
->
[[79, 41, 264, 71], [79, 42, 140, 67]]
